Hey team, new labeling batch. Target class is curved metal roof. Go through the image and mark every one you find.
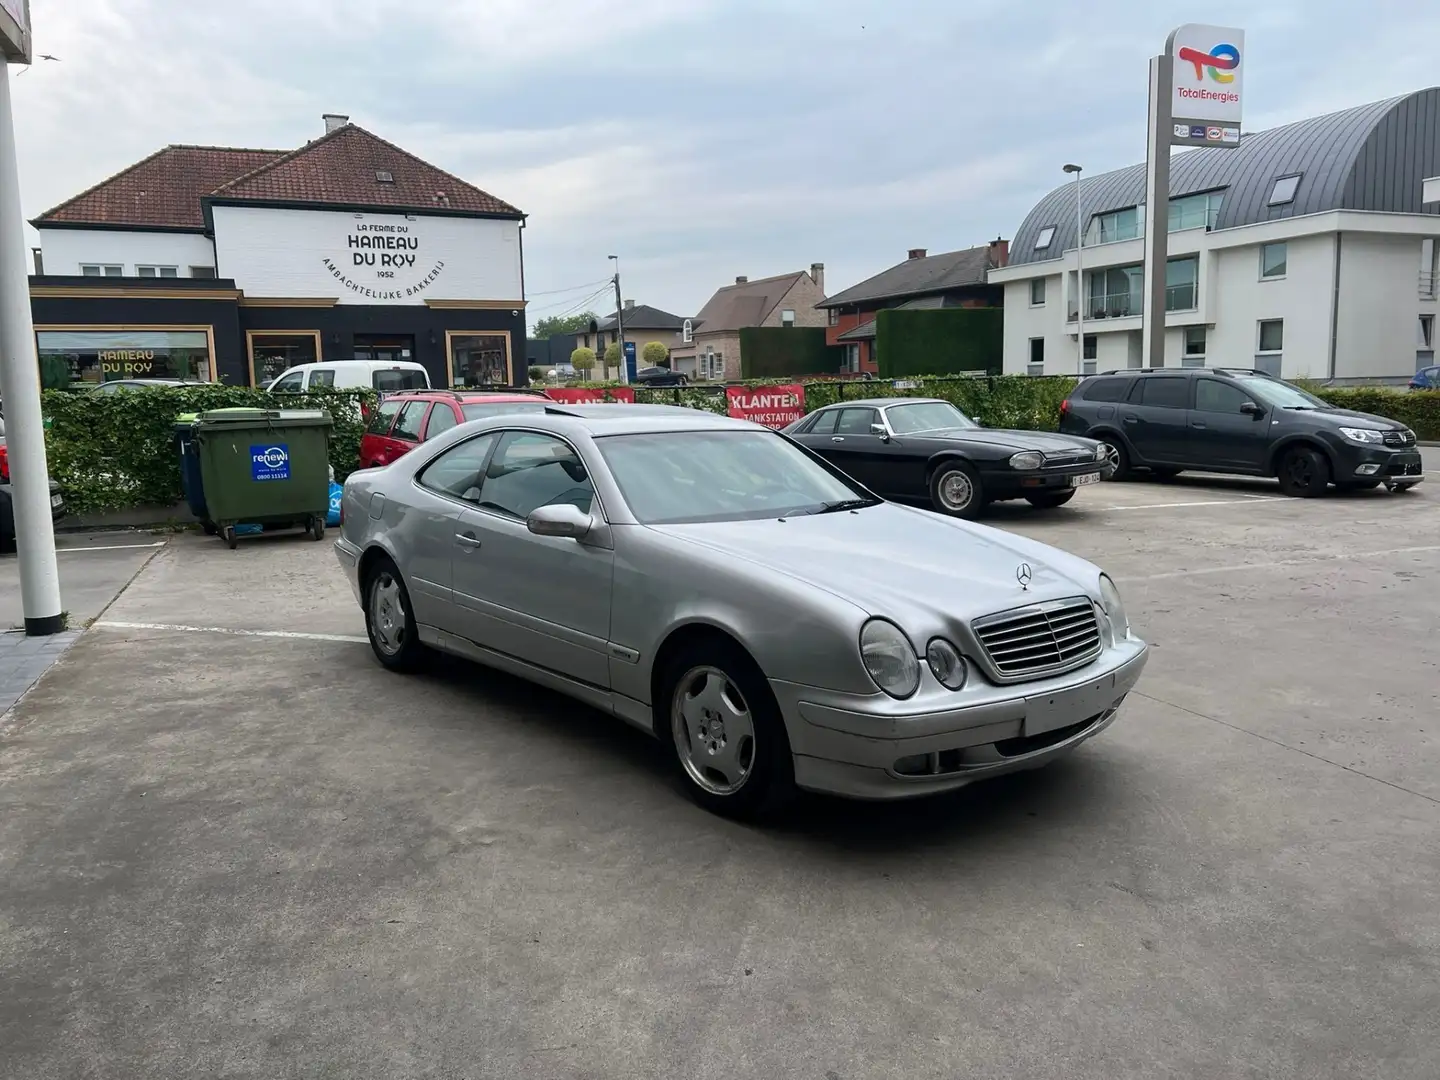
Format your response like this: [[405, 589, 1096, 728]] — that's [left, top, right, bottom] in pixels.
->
[[1009, 89, 1440, 266]]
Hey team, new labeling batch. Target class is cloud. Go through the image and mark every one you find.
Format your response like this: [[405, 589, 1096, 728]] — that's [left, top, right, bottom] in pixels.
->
[[13, 0, 1440, 318]]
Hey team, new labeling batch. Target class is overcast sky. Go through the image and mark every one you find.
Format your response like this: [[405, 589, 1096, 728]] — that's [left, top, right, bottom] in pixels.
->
[[13, 0, 1440, 325]]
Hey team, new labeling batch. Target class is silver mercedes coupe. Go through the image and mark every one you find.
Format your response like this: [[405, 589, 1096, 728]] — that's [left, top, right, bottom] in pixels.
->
[[334, 404, 1148, 819]]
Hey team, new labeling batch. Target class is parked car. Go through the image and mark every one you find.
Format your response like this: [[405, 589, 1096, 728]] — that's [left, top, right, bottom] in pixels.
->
[[335, 403, 1148, 819], [1059, 367, 1424, 496], [783, 398, 1105, 518], [87, 378, 187, 393], [633, 366, 688, 387], [1410, 365, 1440, 390], [267, 360, 430, 394], [0, 418, 66, 551], [358, 389, 551, 469]]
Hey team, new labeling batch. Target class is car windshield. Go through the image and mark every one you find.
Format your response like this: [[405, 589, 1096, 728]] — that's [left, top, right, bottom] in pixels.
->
[[461, 402, 548, 421], [1238, 377, 1326, 409], [596, 430, 873, 524], [885, 401, 977, 433]]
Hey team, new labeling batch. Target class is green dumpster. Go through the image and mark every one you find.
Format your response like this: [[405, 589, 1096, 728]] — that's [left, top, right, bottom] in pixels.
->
[[193, 408, 334, 549]]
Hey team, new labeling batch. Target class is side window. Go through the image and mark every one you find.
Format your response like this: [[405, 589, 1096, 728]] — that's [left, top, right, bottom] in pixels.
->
[[366, 400, 401, 435], [391, 401, 429, 441], [307, 368, 336, 388], [478, 432, 595, 519], [807, 410, 840, 435], [270, 371, 304, 393], [1194, 379, 1252, 413], [416, 433, 498, 503], [1133, 377, 1189, 409], [1080, 377, 1130, 402], [424, 404, 459, 440], [836, 407, 879, 434]]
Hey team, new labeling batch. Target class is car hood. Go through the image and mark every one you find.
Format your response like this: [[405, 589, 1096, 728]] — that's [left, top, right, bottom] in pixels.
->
[[908, 427, 1099, 454], [649, 502, 1101, 629], [1302, 407, 1407, 430]]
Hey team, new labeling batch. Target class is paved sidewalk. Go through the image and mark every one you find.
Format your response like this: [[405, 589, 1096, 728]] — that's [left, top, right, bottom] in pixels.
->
[[0, 630, 81, 716]]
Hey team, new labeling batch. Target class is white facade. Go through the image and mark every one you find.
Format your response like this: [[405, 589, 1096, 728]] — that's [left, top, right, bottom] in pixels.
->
[[991, 211, 1440, 382], [36, 227, 216, 277], [210, 206, 523, 305]]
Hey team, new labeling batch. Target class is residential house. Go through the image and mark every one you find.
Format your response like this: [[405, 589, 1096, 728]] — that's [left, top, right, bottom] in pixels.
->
[[573, 300, 698, 375], [686, 265, 827, 381], [819, 242, 1007, 374], [989, 88, 1440, 382]]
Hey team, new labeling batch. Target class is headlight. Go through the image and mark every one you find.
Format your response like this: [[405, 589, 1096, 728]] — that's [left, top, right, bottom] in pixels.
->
[[1339, 427, 1385, 444], [1098, 573, 1129, 642], [859, 619, 920, 698], [1093, 443, 1107, 461], [1009, 450, 1044, 470], [925, 638, 968, 690]]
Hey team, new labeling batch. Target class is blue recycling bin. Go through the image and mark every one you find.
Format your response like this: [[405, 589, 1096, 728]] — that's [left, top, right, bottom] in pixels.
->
[[174, 414, 216, 535]]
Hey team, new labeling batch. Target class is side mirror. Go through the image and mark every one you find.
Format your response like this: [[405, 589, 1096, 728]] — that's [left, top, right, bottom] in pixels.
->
[[527, 503, 592, 539], [869, 423, 890, 441], [1240, 401, 1264, 418]]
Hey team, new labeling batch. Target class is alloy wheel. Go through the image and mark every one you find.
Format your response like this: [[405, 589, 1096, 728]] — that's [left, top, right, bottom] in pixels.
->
[[671, 666, 756, 796], [369, 572, 408, 656], [937, 470, 974, 512]]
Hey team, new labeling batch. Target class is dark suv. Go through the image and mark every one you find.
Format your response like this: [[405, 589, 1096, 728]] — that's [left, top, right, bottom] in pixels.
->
[[1059, 368, 1424, 497]]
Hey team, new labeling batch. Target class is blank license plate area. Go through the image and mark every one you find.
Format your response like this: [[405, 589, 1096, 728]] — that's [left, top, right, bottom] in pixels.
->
[[1024, 672, 1117, 736], [50, 494, 63, 508], [1070, 472, 1100, 488]]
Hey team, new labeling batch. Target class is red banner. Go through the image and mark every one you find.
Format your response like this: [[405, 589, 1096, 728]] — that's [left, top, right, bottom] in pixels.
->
[[726, 384, 805, 429], [544, 387, 637, 404]]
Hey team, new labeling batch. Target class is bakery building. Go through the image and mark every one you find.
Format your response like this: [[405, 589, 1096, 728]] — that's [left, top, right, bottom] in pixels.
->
[[29, 114, 528, 389]]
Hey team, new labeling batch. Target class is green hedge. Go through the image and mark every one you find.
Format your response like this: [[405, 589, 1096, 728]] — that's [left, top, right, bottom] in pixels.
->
[[42, 386, 375, 515], [739, 327, 844, 378], [875, 308, 1003, 378]]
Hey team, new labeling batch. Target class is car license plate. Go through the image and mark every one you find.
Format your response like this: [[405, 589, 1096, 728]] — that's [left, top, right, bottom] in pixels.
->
[[1070, 472, 1100, 488], [50, 494, 63, 508], [1024, 672, 1117, 736]]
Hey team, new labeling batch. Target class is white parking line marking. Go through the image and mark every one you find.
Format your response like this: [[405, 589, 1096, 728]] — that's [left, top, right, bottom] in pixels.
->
[[1119, 544, 1440, 583], [59, 542, 168, 553], [93, 620, 367, 644], [1099, 497, 1279, 511]]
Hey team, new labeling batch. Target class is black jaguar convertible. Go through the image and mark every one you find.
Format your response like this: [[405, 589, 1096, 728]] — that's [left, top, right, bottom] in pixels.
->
[[783, 397, 1106, 518]]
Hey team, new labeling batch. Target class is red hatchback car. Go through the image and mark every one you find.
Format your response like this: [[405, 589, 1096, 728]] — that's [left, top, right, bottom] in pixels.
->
[[358, 389, 551, 469]]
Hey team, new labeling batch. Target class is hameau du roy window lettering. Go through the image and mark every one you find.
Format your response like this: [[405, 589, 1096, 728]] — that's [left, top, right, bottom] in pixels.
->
[[321, 220, 446, 301]]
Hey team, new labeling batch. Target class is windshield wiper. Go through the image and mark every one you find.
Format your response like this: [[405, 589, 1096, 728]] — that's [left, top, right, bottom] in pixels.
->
[[815, 497, 881, 514], [1283, 405, 1317, 411]]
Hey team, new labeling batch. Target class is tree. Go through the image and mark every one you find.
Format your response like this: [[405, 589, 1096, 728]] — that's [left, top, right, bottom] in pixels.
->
[[534, 311, 600, 339], [604, 342, 623, 368], [641, 341, 670, 367], [570, 347, 596, 374]]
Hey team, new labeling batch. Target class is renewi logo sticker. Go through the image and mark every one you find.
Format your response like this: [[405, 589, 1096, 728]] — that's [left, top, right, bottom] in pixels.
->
[[251, 443, 290, 482]]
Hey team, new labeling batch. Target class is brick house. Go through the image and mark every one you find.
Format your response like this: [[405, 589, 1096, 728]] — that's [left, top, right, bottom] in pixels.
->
[[819, 241, 1007, 374], [686, 264, 826, 381]]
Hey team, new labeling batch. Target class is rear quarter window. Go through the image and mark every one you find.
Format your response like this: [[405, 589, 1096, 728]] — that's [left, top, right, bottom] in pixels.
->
[[1078, 377, 1130, 403]]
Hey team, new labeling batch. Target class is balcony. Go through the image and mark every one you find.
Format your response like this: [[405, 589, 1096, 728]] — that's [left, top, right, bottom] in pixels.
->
[[1066, 283, 1197, 321], [1422, 271, 1436, 300]]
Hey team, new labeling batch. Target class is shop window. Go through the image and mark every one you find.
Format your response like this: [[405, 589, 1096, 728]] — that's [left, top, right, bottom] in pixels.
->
[[448, 333, 511, 387], [35, 328, 212, 389], [248, 332, 320, 388]]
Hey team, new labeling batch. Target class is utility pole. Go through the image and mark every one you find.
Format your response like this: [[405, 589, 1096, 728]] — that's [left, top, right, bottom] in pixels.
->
[[608, 254, 627, 384], [0, 49, 63, 635]]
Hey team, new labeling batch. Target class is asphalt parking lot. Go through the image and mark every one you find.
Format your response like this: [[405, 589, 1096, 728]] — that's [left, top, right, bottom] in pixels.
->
[[2, 475, 1438, 1079]]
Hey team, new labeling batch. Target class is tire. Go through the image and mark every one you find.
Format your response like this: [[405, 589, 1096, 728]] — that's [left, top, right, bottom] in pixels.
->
[[309, 517, 325, 541], [1276, 446, 1330, 498], [1097, 436, 1130, 480], [929, 461, 985, 519], [364, 557, 427, 673], [1025, 490, 1076, 509], [222, 525, 237, 550], [656, 640, 794, 821]]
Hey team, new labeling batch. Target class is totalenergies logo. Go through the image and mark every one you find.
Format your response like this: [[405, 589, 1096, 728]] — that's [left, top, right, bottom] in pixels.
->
[[1178, 42, 1240, 83]]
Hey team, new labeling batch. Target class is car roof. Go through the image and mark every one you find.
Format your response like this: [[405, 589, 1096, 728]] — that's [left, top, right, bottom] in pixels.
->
[[386, 389, 546, 403], [813, 397, 946, 409], [539, 403, 758, 435]]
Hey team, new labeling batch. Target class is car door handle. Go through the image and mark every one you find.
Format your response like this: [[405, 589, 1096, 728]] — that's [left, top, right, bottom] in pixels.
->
[[454, 532, 482, 549], [1122, 415, 1139, 425], [831, 436, 845, 442], [1191, 421, 1207, 429]]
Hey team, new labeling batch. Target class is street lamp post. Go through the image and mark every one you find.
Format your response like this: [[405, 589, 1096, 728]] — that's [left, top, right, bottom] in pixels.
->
[[608, 254, 628, 385], [1063, 163, 1084, 374]]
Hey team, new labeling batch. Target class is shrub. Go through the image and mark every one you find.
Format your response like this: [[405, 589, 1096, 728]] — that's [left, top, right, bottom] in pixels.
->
[[641, 341, 670, 366], [603, 342, 623, 367], [1311, 387, 1440, 439], [739, 327, 843, 378], [42, 386, 374, 515], [874, 309, 1003, 378], [569, 347, 596, 374], [527, 365, 544, 383]]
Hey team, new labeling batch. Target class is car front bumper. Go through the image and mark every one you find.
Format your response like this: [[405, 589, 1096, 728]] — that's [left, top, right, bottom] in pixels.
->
[[984, 461, 1106, 496], [1336, 444, 1424, 481], [771, 639, 1148, 799], [334, 536, 363, 606]]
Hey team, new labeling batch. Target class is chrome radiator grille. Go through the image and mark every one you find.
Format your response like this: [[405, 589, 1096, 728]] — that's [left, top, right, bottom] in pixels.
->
[[972, 598, 1101, 680], [1383, 429, 1417, 448]]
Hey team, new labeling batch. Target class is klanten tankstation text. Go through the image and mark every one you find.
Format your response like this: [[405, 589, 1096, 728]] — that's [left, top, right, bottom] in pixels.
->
[[321, 223, 446, 299]]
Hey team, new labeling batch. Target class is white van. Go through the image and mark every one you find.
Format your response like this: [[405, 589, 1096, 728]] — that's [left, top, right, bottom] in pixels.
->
[[266, 360, 430, 394]]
